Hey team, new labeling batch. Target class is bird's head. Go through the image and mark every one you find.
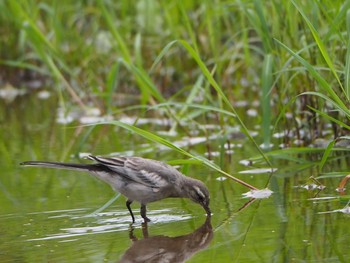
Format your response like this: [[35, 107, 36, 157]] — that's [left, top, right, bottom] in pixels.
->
[[186, 179, 211, 216]]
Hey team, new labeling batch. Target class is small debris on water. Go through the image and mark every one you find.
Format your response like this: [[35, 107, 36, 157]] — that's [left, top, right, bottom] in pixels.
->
[[37, 90, 51, 100], [239, 159, 253, 166], [239, 168, 278, 174], [294, 184, 326, 191], [242, 188, 273, 199], [318, 205, 350, 214], [216, 177, 227, 181]]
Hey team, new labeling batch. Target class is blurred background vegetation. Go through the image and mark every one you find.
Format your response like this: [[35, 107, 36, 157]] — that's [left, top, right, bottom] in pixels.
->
[[1, 0, 350, 160]]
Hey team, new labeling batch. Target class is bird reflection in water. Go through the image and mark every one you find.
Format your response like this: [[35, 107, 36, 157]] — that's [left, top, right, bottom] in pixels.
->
[[119, 216, 213, 263]]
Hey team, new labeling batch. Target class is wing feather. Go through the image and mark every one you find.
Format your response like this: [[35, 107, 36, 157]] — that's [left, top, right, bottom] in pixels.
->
[[88, 155, 171, 188]]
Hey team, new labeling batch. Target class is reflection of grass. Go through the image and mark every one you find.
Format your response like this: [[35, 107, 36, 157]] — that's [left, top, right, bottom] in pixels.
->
[[2, 0, 350, 171]]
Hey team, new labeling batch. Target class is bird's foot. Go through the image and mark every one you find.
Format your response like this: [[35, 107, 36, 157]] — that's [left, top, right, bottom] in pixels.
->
[[142, 216, 151, 222]]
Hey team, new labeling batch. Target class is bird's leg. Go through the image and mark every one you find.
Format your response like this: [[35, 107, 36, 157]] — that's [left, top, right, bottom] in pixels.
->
[[126, 199, 135, 223], [140, 204, 151, 222]]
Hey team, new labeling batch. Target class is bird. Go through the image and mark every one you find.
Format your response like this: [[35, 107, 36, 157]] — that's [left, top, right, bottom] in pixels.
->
[[20, 155, 211, 222]]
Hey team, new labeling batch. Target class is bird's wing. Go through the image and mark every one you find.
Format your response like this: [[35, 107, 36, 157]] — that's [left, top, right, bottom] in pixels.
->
[[88, 155, 172, 188]]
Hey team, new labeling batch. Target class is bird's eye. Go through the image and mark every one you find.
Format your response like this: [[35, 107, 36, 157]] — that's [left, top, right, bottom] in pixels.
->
[[193, 186, 206, 201]]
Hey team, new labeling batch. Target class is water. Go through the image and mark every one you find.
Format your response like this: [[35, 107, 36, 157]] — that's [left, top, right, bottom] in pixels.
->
[[1, 94, 350, 262]]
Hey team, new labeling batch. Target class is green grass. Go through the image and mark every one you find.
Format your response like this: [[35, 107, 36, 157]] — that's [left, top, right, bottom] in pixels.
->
[[2, 0, 350, 177]]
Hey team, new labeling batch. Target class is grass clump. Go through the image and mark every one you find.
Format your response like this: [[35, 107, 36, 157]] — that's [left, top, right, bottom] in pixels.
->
[[1, 0, 350, 172]]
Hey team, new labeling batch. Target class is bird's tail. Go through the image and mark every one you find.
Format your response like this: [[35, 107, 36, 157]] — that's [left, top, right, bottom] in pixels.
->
[[20, 161, 98, 172]]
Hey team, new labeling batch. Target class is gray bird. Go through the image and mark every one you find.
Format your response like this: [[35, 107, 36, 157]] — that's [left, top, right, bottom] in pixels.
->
[[20, 155, 211, 222]]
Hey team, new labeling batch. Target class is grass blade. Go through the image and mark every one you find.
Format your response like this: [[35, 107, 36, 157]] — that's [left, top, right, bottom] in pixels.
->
[[96, 120, 258, 190], [178, 40, 271, 166], [291, 0, 346, 100], [319, 140, 336, 170], [261, 54, 273, 148], [275, 39, 348, 113], [345, 9, 350, 98]]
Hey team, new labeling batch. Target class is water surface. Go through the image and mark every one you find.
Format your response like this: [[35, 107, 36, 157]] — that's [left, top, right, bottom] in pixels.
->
[[1, 94, 349, 262]]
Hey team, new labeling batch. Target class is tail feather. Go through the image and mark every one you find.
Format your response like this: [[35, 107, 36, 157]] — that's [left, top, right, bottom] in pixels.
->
[[20, 161, 98, 172]]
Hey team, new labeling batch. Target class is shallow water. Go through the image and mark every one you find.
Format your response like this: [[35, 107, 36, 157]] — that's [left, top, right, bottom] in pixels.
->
[[1, 94, 350, 262]]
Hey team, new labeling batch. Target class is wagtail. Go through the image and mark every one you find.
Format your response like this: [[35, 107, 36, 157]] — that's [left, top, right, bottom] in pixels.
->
[[20, 155, 211, 222]]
